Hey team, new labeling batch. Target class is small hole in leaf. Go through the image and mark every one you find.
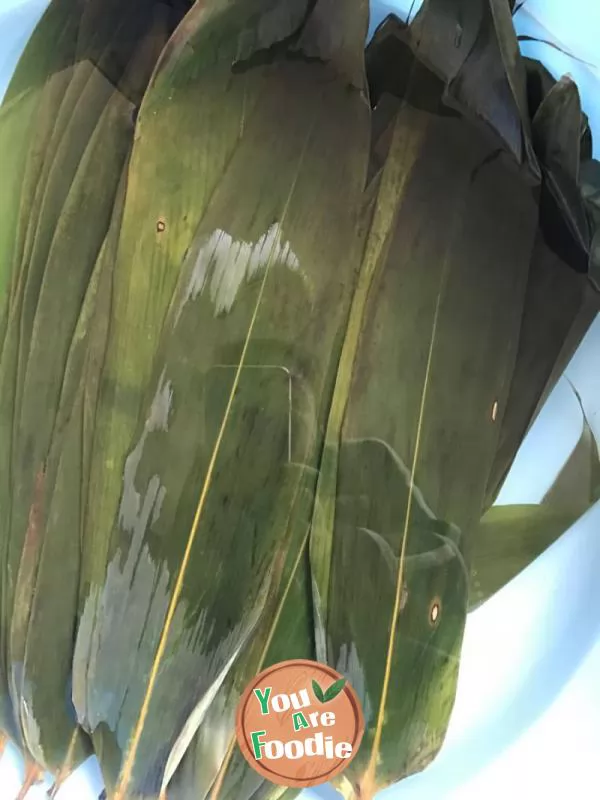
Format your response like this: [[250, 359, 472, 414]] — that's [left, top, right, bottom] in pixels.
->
[[156, 218, 166, 233], [429, 598, 441, 627], [491, 400, 498, 422]]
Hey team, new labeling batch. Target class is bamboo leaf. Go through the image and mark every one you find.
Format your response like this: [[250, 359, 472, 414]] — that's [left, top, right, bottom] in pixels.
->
[[409, 0, 538, 176], [70, 1, 370, 797], [315, 8, 542, 795], [0, 0, 83, 752], [541, 381, 600, 514], [485, 236, 599, 506], [532, 75, 590, 267], [581, 159, 600, 290], [0, 92, 37, 351], [76, 0, 313, 637], [517, 35, 596, 68], [468, 504, 579, 610], [485, 80, 600, 504], [0, 0, 194, 778], [523, 56, 558, 118], [166, 465, 316, 800], [160, 565, 276, 793], [13, 159, 130, 784]]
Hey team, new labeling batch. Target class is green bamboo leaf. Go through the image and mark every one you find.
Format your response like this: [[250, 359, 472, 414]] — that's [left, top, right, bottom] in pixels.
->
[[580, 159, 600, 289], [541, 382, 600, 514], [409, 0, 538, 176], [0, 0, 84, 752], [0, 92, 37, 351], [323, 677, 346, 702], [312, 679, 326, 703], [486, 83, 600, 506], [70, 1, 370, 797], [523, 56, 558, 117], [12, 160, 130, 785], [0, 0, 193, 778], [517, 34, 596, 68], [313, 7, 543, 796], [166, 466, 316, 800], [0, 0, 82, 332], [77, 0, 313, 627], [468, 504, 579, 610], [532, 75, 582, 179], [531, 74, 590, 268], [485, 239, 599, 507]]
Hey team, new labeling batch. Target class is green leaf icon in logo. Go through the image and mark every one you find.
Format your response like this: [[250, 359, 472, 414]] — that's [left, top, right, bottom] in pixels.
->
[[312, 679, 326, 703], [312, 677, 346, 703]]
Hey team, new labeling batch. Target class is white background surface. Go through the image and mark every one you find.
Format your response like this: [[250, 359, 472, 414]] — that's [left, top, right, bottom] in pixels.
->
[[1, 0, 599, 797]]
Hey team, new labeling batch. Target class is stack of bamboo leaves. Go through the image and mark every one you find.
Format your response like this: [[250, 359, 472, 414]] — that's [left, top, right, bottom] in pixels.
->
[[0, 0, 599, 798]]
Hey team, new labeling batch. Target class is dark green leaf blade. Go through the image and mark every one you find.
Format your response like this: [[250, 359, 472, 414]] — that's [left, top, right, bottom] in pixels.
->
[[468, 504, 579, 610], [541, 382, 600, 514], [0, 0, 194, 779], [318, 10, 541, 795], [71, 1, 371, 797]]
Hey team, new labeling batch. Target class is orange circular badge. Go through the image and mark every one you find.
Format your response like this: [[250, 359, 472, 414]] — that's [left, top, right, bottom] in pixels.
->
[[235, 659, 365, 788]]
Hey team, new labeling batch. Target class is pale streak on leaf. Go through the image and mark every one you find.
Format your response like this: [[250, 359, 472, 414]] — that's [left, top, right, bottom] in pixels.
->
[[19, 692, 43, 765], [74, 471, 269, 745], [118, 371, 172, 535], [176, 223, 300, 320], [335, 642, 373, 726], [112, 117, 317, 800], [160, 570, 273, 793]]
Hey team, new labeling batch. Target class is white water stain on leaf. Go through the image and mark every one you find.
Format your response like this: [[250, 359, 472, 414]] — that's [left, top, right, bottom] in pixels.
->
[[336, 641, 373, 727], [19, 682, 44, 766], [73, 514, 269, 764], [118, 371, 173, 536], [73, 370, 274, 783], [177, 222, 300, 319]]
